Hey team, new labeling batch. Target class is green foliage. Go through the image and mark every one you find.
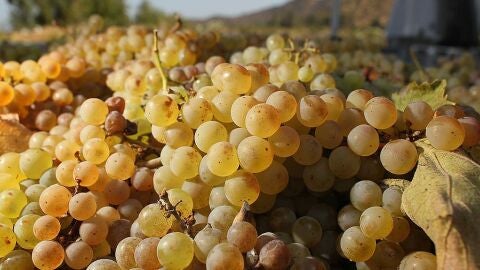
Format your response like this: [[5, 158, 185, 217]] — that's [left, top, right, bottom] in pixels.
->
[[392, 79, 453, 111], [7, 0, 129, 28], [134, 0, 169, 26]]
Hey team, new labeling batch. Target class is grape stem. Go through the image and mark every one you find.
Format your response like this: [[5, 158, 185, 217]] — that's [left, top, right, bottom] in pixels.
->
[[136, 156, 162, 168], [123, 136, 163, 154], [158, 190, 195, 237], [152, 29, 168, 92]]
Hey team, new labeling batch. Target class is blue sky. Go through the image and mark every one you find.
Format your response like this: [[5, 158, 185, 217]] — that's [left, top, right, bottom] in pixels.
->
[[0, 0, 289, 30]]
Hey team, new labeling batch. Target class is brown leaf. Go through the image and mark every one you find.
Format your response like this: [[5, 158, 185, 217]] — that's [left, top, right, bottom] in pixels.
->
[[0, 118, 32, 154], [402, 139, 480, 270]]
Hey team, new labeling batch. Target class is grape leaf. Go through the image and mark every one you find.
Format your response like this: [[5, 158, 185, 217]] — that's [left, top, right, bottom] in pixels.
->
[[402, 139, 480, 270], [392, 79, 453, 111], [0, 118, 32, 154], [380, 178, 410, 191]]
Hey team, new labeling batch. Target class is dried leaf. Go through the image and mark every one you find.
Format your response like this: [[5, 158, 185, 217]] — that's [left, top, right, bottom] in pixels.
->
[[380, 178, 410, 191], [0, 119, 32, 154], [392, 80, 453, 111], [402, 139, 480, 270]]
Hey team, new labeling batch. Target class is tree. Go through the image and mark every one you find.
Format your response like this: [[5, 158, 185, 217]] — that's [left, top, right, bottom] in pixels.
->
[[134, 0, 168, 26]]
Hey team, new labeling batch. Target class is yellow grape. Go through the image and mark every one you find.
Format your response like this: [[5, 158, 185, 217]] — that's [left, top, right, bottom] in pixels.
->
[[145, 94, 179, 127], [13, 214, 40, 249], [0, 81, 14, 106], [346, 89, 374, 110], [82, 138, 110, 164], [347, 124, 379, 156], [54, 140, 80, 162], [403, 101, 434, 130], [266, 91, 297, 123], [74, 161, 99, 186], [105, 153, 135, 181], [32, 240, 64, 270], [399, 251, 437, 270], [0, 224, 16, 257], [181, 178, 212, 210], [211, 91, 238, 123], [268, 126, 301, 157], [255, 160, 289, 195], [224, 170, 260, 206], [39, 184, 71, 217], [230, 96, 260, 128], [0, 152, 25, 182], [364, 97, 397, 129], [69, 193, 97, 221], [169, 146, 202, 179], [314, 120, 343, 149], [380, 139, 417, 175], [137, 204, 173, 237], [167, 188, 193, 218], [237, 136, 274, 173], [207, 142, 239, 177], [245, 103, 281, 138], [328, 146, 360, 179], [163, 121, 194, 148], [350, 180, 382, 211], [79, 98, 109, 126], [459, 117, 480, 147], [293, 135, 323, 166], [33, 215, 61, 241], [340, 226, 376, 262], [360, 206, 393, 239], [181, 97, 214, 129], [229, 127, 251, 147], [55, 160, 78, 187], [297, 95, 328, 127], [426, 115, 465, 150], [153, 166, 184, 194], [157, 232, 194, 270], [194, 121, 228, 153], [0, 189, 27, 218], [337, 108, 367, 136], [211, 63, 251, 94], [19, 149, 52, 179]]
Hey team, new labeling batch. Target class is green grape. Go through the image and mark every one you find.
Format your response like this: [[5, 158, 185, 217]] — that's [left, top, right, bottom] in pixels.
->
[[303, 157, 335, 192], [32, 240, 64, 270], [350, 180, 382, 211], [82, 138, 110, 165], [0, 189, 27, 218], [459, 117, 480, 147], [266, 91, 297, 123], [292, 216, 323, 247], [237, 136, 274, 173], [340, 226, 376, 262], [255, 160, 288, 195], [0, 152, 25, 182], [211, 91, 239, 123], [0, 224, 16, 258], [337, 204, 361, 231], [137, 203, 173, 237], [153, 165, 184, 194], [14, 214, 40, 249], [167, 188, 193, 218], [293, 135, 323, 166], [28, 132, 49, 149], [328, 146, 360, 179], [268, 126, 300, 158], [105, 153, 135, 181], [277, 61, 299, 82], [404, 101, 434, 130], [33, 215, 60, 241], [347, 124, 379, 156], [266, 33, 285, 51], [39, 184, 71, 217], [208, 205, 238, 234], [199, 155, 226, 186], [86, 259, 120, 270], [231, 96, 260, 128], [426, 115, 465, 150], [314, 120, 343, 149], [133, 237, 161, 269], [145, 94, 179, 127], [55, 160, 78, 187], [211, 63, 251, 94], [399, 251, 437, 270], [163, 121, 194, 148], [360, 206, 394, 239], [157, 232, 194, 269], [224, 170, 260, 206], [79, 98, 109, 125], [115, 237, 141, 270], [181, 97, 214, 129], [380, 139, 418, 175], [297, 95, 328, 127], [194, 121, 228, 153], [38, 167, 57, 187], [298, 65, 314, 82], [169, 146, 202, 179], [73, 161, 99, 186], [0, 249, 34, 269], [206, 142, 239, 177], [206, 243, 244, 270], [0, 173, 19, 191], [54, 139, 80, 162], [310, 73, 335, 90], [364, 97, 397, 129], [19, 149, 52, 179]]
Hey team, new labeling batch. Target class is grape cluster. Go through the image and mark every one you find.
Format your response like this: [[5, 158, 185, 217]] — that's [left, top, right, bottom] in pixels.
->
[[0, 17, 479, 270]]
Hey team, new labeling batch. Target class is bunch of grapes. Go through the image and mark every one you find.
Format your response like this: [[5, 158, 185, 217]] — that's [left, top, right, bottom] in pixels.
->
[[0, 18, 479, 270]]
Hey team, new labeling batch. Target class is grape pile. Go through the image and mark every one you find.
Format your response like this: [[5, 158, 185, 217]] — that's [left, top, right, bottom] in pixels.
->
[[0, 18, 479, 270]]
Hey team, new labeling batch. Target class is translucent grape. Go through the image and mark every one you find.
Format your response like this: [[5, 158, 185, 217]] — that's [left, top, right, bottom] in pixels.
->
[[86, 259, 121, 270], [73, 161, 99, 186], [65, 241, 94, 269], [347, 124, 379, 156], [266, 91, 297, 123], [211, 91, 239, 123], [297, 95, 328, 127], [459, 117, 480, 147], [32, 215, 60, 241], [115, 237, 141, 270], [360, 206, 393, 239], [268, 126, 301, 157], [208, 205, 238, 234], [32, 240, 64, 270], [340, 226, 376, 262], [144, 94, 179, 127], [0, 224, 16, 257], [386, 216, 411, 243], [79, 217, 109, 246], [54, 140, 80, 162], [293, 135, 323, 165], [69, 193, 97, 221], [227, 221, 257, 252], [167, 188, 193, 218], [380, 139, 418, 175], [19, 149, 52, 179], [104, 180, 130, 205], [82, 138, 110, 164], [314, 120, 343, 149], [370, 240, 405, 268], [105, 153, 135, 181], [169, 146, 202, 179], [182, 97, 214, 129], [137, 204, 173, 237], [404, 101, 434, 130], [426, 115, 465, 150], [255, 160, 289, 195], [399, 251, 437, 270], [211, 63, 252, 94], [0, 82, 14, 106], [157, 232, 194, 269], [253, 84, 279, 102], [163, 121, 194, 148], [346, 89, 374, 110], [292, 216, 323, 247], [55, 160, 78, 187], [337, 204, 362, 231], [224, 170, 260, 206], [328, 146, 360, 179], [206, 243, 244, 270], [80, 125, 106, 144], [231, 96, 260, 128], [258, 239, 291, 270], [303, 157, 336, 192], [0, 189, 28, 218], [134, 237, 161, 270], [364, 97, 397, 129], [237, 136, 274, 173], [153, 165, 184, 194], [79, 98, 109, 125], [194, 121, 228, 153], [350, 180, 382, 211], [0, 249, 34, 269]]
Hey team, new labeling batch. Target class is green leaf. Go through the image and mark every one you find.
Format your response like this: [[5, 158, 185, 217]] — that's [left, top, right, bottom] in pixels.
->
[[402, 139, 480, 270], [392, 79, 453, 111]]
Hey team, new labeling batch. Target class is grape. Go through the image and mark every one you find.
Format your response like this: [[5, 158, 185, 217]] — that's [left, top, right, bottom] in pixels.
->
[[459, 117, 480, 147], [0, 214, 13, 228], [65, 241, 94, 269], [287, 242, 311, 261], [337, 204, 361, 231], [404, 101, 434, 130], [386, 216, 411, 243], [231, 96, 260, 128], [33, 215, 60, 241], [104, 111, 127, 135], [80, 125, 106, 144], [266, 33, 285, 51], [194, 121, 228, 152], [72, 162, 98, 187], [315, 120, 343, 149], [197, 86, 221, 101], [364, 97, 397, 129], [268, 207, 296, 232], [0, 224, 16, 257], [237, 136, 274, 173], [107, 219, 132, 250], [104, 180, 130, 205], [205, 56, 226, 75], [13, 84, 36, 106], [35, 110, 57, 131], [426, 115, 466, 150], [209, 186, 232, 209], [292, 216, 322, 247], [69, 193, 97, 221], [198, 155, 226, 187], [83, 138, 110, 165], [86, 259, 121, 270], [117, 199, 143, 221], [163, 121, 194, 148], [0, 173, 20, 191], [145, 94, 179, 127], [328, 146, 360, 179], [346, 89, 374, 110], [306, 203, 338, 230], [79, 98, 109, 125], [193, 225, 224, 263], [211, 63, 251, 94], [357, 157, 386, 182], [380, 139, 418, 175], [170, 146, 202, 179], [208, 205, 238, 234], [266, 91, 297, 123], [211, 91, 239, 123], [167, 188, 193, 218], [79, 217, 109, 246], [19, 149, 52, 179], [105, 96, 126, 113], [255, 160, 289, 195], [0, 82, 14, 106], [105, 153, 135, 181], [130, 167, 153, 191], [399, 251, 437, 270], [360, 206, 394, 239], [224, 170, 259, 206], [0, 152, 26, 182], [253, 84, 279, 102], [54, 139, 80, 162], [244, 103, 281, 138], [0, 249, 34, 269], [382, 187, 404, 216], [31, 240, 64, 270], [258, 239, 291, 270], [298, 65, 314, 82], [350, 180, 382, 211], [206, 243, 244, 270], [157, 232, 194, 269], [137, 203, 173, 237], [227, 221, 257, 252], [153, 165, 184, 193], [291, 256, 329, 270], [115, 237, 141, 269], [207, 142, 239, 177], [297, 95, 328, 127], [0, 189, 28, 218], [303, 157, 335, 192], [347, 124, 379, 156], [277, 61, 299, 82], [293, 135, 323, 166], [134, 237, 161, 270], [182, 97, 214, 129], [268, 126, 301, 157], [340, 226, 376, 262]]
